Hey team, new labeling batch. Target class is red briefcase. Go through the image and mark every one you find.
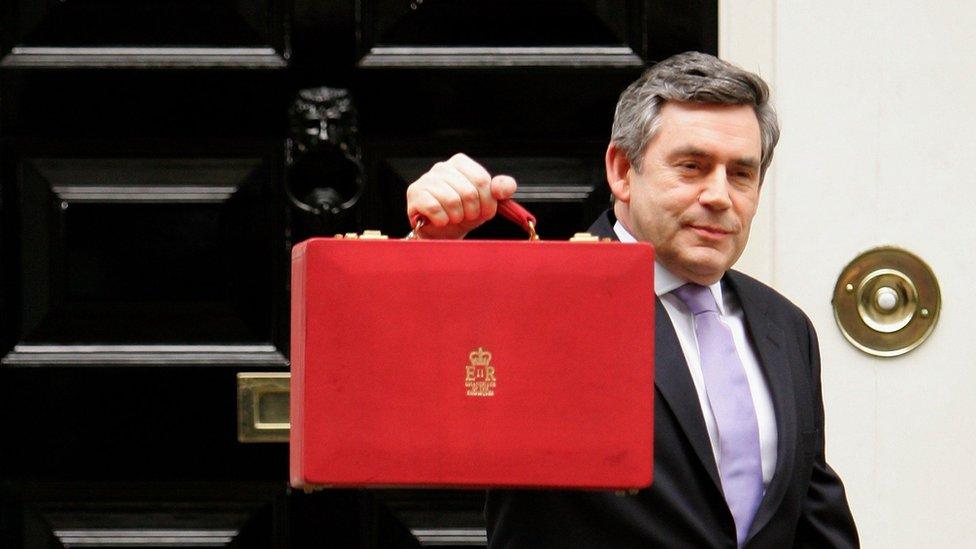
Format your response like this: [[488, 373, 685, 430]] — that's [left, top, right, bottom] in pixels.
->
[[290, 201, 654, 490]]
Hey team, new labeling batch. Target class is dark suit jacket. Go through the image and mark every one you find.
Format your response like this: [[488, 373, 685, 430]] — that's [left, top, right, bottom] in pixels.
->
[[485, 210, 858, 548]]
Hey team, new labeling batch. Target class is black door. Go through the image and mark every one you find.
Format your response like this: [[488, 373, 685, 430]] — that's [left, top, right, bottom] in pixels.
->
[[0, 1, 716, 547]]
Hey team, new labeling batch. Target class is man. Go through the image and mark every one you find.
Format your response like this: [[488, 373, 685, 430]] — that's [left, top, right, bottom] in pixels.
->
[[405, 52, 858, 548]]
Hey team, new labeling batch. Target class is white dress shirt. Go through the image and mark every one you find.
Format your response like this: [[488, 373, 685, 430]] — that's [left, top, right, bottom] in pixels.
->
[[614, 221, 778, 488]]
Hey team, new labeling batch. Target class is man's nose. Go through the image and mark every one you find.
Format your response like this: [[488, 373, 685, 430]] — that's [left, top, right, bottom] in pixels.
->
[[698, 167, 733, 209]]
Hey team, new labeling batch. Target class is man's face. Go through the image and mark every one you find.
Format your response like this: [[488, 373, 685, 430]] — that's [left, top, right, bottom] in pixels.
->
[[613, 101, 763, 285]]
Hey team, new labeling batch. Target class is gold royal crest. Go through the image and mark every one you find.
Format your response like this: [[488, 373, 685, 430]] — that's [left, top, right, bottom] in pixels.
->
[[465, 347, 496, 397]]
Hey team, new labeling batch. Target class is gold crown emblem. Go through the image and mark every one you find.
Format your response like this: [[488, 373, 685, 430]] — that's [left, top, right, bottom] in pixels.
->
[[465, 347, 496, 398], [469, 347, 492, 367]]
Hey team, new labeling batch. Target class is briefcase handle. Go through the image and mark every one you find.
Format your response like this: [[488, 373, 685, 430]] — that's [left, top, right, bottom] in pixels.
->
[[410, 199, 539, 240]]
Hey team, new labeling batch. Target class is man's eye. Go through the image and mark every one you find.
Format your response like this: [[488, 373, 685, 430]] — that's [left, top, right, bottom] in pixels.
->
[[680, 163, 699, 170]]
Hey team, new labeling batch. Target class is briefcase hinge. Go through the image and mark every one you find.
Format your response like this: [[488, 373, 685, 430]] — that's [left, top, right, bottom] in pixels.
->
[[359, 230, 388, 240], [569, 232, 612, 242], [333, 230, 389, 240]]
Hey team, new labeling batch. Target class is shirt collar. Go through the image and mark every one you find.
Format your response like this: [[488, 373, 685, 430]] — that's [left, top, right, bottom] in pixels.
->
[[612, 220, 726, 314]]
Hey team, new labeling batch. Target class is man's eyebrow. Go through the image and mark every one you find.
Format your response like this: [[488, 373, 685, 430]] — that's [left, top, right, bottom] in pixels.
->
[[732, 157, 760, 169], [667, 146, 760, 169], [667, 146, 711, 159]]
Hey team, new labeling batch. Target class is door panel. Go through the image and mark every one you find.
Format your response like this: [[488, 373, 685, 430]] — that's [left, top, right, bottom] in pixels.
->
[[724, 2, 976, 546], [0, 1, 718, 546], [2, 0, 288, 68]]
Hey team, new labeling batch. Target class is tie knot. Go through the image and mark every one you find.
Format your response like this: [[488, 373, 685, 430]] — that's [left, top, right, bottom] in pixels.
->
[[672, 283, 719, 316]]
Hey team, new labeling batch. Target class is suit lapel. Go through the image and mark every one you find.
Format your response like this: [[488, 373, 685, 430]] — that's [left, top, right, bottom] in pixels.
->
[[725, 272, 798, 543], [589, 210, 800, 541], [587, 210, 724, 494], [654, 298, 724, 494]]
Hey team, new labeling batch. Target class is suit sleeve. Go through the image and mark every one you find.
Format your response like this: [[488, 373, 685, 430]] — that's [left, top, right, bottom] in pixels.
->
[[793, 317, 860, 548]]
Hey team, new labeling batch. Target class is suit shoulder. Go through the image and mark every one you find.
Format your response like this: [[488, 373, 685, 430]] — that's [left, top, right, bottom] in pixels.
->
[[726, 269, 813, 328], [586, 209, 617, 239]]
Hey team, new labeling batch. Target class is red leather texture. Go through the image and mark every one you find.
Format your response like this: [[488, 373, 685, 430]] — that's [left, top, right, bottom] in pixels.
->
[[290, 238, 655, 490], [496, 199, 536, 234]]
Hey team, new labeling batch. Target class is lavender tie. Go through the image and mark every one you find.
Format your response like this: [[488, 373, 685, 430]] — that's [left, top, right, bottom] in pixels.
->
[[672, 283, 763, 546]]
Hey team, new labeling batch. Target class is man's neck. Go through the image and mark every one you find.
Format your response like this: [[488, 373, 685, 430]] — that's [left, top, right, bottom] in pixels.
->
[[612, 219, 726, 302]]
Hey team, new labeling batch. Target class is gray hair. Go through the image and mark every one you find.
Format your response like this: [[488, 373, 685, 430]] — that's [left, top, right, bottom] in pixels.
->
[[611, 51, 780, 182]]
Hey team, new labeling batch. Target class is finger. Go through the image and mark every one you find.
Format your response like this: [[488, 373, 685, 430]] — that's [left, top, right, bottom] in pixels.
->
[[425, 178, 467, 225], [479, 175, 516, 222], [448, 153, 492, 187], [447, 153, 497, 221], [490, 175, 517, 200], [447, 154, 494, 221], [438, 167, 482, 222], [406, 173, 462, 226], [406, 178, 444, 224], [408, 188, 452, 228]]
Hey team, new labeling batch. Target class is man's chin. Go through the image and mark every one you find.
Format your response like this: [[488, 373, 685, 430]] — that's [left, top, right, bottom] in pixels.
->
[[677, 252, 730, 284]]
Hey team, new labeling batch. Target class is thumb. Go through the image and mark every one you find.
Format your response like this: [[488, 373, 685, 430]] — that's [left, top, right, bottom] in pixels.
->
[[490, 175, 517, 200]]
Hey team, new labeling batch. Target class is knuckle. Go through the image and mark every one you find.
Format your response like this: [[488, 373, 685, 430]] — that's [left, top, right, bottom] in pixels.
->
[[472, 174, 491, 188], [458, 187, 479, 204], [414, 172, 436, 186], [419, 198, 441, 214], [444, 193, 465, 208], [447, 208, 464, 223], [407, 179, 427, 194], [427, 213, 448, 227], [443, 195, 463, 211]]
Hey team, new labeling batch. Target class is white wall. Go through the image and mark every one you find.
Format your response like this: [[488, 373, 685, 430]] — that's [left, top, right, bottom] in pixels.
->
[[721, 1, 976, 546]]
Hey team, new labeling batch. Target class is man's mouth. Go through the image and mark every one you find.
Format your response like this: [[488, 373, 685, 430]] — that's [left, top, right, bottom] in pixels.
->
[[688, 224, 733, 239]]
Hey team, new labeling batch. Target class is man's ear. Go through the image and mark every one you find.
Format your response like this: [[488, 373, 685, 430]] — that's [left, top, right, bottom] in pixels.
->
[[605, 142, 632, 203]]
